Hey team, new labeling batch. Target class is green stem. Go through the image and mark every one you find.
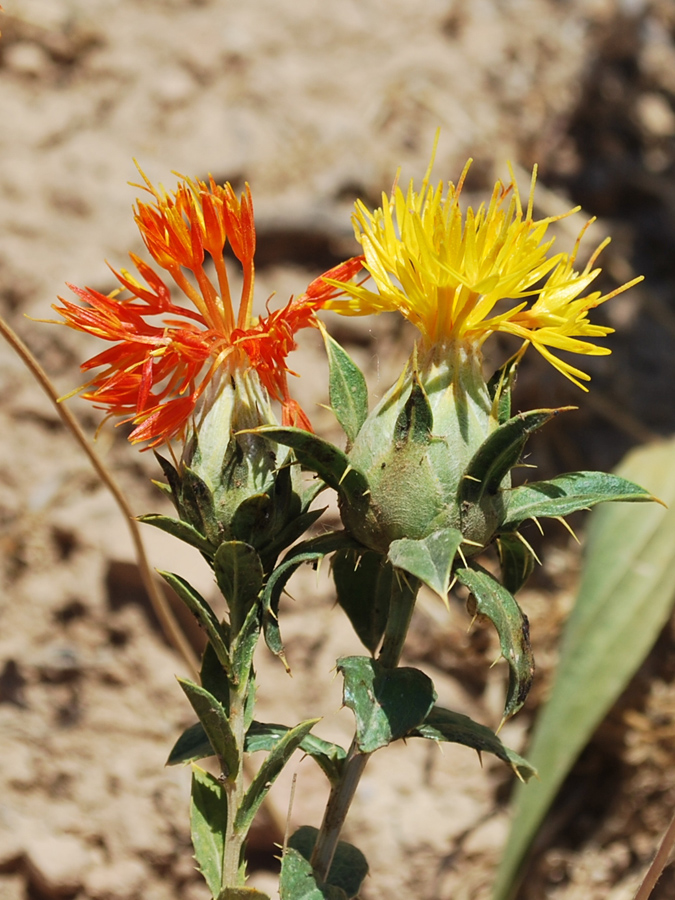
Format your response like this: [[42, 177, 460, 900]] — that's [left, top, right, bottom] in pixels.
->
[[222, 676, 247, 888], [310, 578, 419, 882]]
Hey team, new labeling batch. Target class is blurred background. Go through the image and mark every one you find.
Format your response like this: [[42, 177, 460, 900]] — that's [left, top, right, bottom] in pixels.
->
[[1, 1, 675, 898]]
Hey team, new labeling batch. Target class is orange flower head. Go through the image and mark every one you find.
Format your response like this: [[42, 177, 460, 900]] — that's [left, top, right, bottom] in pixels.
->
[[54, 168, 363, 447]]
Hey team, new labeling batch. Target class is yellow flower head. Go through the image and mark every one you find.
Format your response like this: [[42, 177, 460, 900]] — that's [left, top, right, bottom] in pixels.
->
[[327, 157, 642, 388]]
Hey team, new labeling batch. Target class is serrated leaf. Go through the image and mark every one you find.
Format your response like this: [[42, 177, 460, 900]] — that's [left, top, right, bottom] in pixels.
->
[[458, 408, 565, 505], [332, 549, 392, 653], [455, 566, 534, 720], [388, 527, 463, 601], [494, 439, 675, 900], [245, 721, 346, 784], [262, 532, 360, 658], [221, 890, 271, 900], [288, 826, 368, 898], [169, 720, 347, 783], [487, 351, 522, 425], [179, 678, 239, 777], [279, 848, 347, 900], [191, 765, 226, 899], [251, 426, 369, 510], [234, 719, 320, 833], [338, 656, 436, 753], [230, 600, 261, 689], [160, 572, 231, 672], [394, 371, 433, 446], [139, 513, 215, 556], [154, 451, 182, 500], [321, 327, 368, 446], [181, 465, 218, 541], [410, 706, 536, 781], [200, 640, 230, 709], [167, 721, 212, 766], [500, 470, 654, 530], [497, 533, 535, 595], [213, 542, 263, 636]]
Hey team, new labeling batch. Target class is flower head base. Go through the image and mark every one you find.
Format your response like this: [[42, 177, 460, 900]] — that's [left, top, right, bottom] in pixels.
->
[[327, 159, 642, 388], [54, 169, 362, 447]]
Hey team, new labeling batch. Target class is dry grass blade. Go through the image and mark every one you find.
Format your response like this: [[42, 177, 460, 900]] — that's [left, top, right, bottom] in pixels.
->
[[634, 810, 675, 900], [0, 314, 199, 676]]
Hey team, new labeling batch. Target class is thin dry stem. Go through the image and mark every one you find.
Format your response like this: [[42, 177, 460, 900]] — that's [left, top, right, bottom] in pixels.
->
[[0, 314, 198, 676], [634, 809, 675, 900]]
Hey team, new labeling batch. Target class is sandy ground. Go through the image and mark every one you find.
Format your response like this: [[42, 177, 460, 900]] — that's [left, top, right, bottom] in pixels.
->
[[3, 1, 675, 898]]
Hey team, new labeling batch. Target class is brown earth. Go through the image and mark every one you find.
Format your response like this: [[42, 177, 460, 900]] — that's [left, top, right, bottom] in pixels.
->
[[2, 1, 675, 899]]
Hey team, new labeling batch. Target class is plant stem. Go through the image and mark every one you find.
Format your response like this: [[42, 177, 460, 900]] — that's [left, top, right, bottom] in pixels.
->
[[0, 315, 198, 675], [634, 808, 675, 900], [222, 676, 248, 887], [310, 577, 419, 882], [310, 740, 369, 881]]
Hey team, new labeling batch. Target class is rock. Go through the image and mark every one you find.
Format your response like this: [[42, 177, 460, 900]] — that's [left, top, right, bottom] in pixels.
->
[[24, 834, 92, 898], [84, 858, 149, 899], [0, 875, 25, 900]]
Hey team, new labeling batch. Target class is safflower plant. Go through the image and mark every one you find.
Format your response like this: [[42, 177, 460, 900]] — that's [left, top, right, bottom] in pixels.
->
[[51, 153, 653, 899]]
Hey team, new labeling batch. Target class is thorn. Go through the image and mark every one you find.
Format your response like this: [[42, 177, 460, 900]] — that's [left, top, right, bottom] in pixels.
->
[[279, 652, 292, 675], [531, 516, 544, 535], [338, 465, 354, 486], [496, 716, 506, 735], [476, 750, 483, 769], [515, 531, 541, 565], [490, 654, 502, 669], [466, 613, 477, 633], [555, 516, 580, 543], [457, 544, 468, 567], [462, 474, 482, 483], [461, 537, 483, 548]]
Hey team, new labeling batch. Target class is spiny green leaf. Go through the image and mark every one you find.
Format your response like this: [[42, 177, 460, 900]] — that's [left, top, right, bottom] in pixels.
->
[[279, 848, 347, 900], [487, 351, 522, 425], [288, 826, 369, 898], [167, 721, 212, 766], [181, 465, 218, 542], [245, 722, 346, 784], [410, 706, 536, 781], [333, 549, 392, 653], [458, 408, 566, 504], [262, 532, 360, 659], [251, 426, 369, 510], [168, 719, 347, 783], [394, 371, 433, 447], [213, 542, 263, 636], [388, 527, 463, 601], [159, 572, 230, 673], [221, 889, 271, 900], [154, 451, 182, 501], [500, 470, 654, 530], [497, 533, 536, 595], [494, 440, 675, 900], [220, 889, 271, 900], [200, 640, 230, 709], [139, 513, 215, 556], [321, 327, 368, 447], [178, 678, 239, 778], [190, 765, 226, 899], [234, 719, 320, 833], [455, 566, 534, 720], [338, 656, 436, 753], [230, 600, 261, 689]]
